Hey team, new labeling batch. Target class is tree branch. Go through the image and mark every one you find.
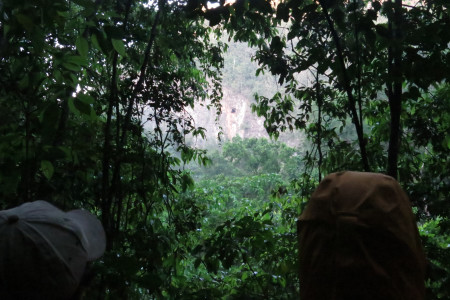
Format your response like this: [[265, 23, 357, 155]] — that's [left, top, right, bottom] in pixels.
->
[[386, 0, 403, 179], [318, 0, 370, 171]]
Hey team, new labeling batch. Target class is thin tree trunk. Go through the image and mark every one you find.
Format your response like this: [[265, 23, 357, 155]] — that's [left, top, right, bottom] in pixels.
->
[[386, 0, 403, 179], [318, 0, 370, 172], [315, 72, 323, 182], [24, 104, 31, 204], [53, 0, 104, 149], [101, 0, 134, 249], [100, 51, 118, 247], [108, 0, 165, 240]]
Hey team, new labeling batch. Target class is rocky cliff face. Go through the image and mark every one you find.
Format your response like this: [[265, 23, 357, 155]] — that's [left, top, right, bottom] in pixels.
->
[[219, 88, 268, 140], [187, 87, 302, 149], [186, 87, 268, 148], [185, 39, 305, 149], [143, 40, 307, 150]]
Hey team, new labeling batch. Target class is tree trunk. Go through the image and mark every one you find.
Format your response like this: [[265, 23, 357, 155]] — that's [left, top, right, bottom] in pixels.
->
[[386, 0, 403, 179], [319, 1, 370, 172]]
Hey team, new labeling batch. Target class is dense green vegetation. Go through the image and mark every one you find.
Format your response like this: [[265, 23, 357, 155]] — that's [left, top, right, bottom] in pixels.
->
[[190, 136, 303, 179], [0, 0, 449, 299], [178, 138, 301, 299]]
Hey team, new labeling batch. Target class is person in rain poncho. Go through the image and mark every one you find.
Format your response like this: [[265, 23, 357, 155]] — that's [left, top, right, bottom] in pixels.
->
[[298, 171, 426, 300]]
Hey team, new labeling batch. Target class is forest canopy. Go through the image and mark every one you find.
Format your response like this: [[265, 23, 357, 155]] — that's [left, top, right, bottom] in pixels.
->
[[0, 0, 449, 298]]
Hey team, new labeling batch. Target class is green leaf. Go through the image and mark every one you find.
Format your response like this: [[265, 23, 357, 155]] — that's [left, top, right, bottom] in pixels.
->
[[375, 24, 390, 39], [18, 75, 29, 90], [68, 98, 79, 115], [444, 136, 450, 149], [41, 160, 54, 180], [68, 97, 91, 116], [62, 62, 81, 72], [54, 69, 62, 83], [65, 55, 88, 66], [75, 98, 92, 115], [77, 94, 95, 104], [15, 14, 34, 31], [91, 33, 101, 52], [76, 36, 89, 57], [72, 0, 96, 9], [70, 74, 78, 85], [31, 29, 45, 54], [242, 271, 249, 281], [41, 102, 60, 132], [111, 39, 126, 56]]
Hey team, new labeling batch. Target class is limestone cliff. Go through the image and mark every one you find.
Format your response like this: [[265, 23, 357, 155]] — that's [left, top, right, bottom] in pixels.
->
[[185, 39, 305, 149], [187, 87, 302, 148]]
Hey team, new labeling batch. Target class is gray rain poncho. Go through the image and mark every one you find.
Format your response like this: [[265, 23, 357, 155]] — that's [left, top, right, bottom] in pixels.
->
[[298, 171, 426, 300]]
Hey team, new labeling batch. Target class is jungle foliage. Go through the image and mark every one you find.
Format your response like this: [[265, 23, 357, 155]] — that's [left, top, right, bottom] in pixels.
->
[[0, 0, 449, 299], [190, 136, 303, 180]]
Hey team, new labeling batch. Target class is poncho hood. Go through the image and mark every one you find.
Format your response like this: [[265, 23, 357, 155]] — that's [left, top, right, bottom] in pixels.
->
[[298, 171, 426, 300]]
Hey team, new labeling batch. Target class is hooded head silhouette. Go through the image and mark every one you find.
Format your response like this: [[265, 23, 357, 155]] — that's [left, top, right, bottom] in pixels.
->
[[298, 171, 426, 300]]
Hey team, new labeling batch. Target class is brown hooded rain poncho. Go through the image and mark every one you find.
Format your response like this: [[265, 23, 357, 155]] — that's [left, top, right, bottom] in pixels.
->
[[298, 171, 426, 300]]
